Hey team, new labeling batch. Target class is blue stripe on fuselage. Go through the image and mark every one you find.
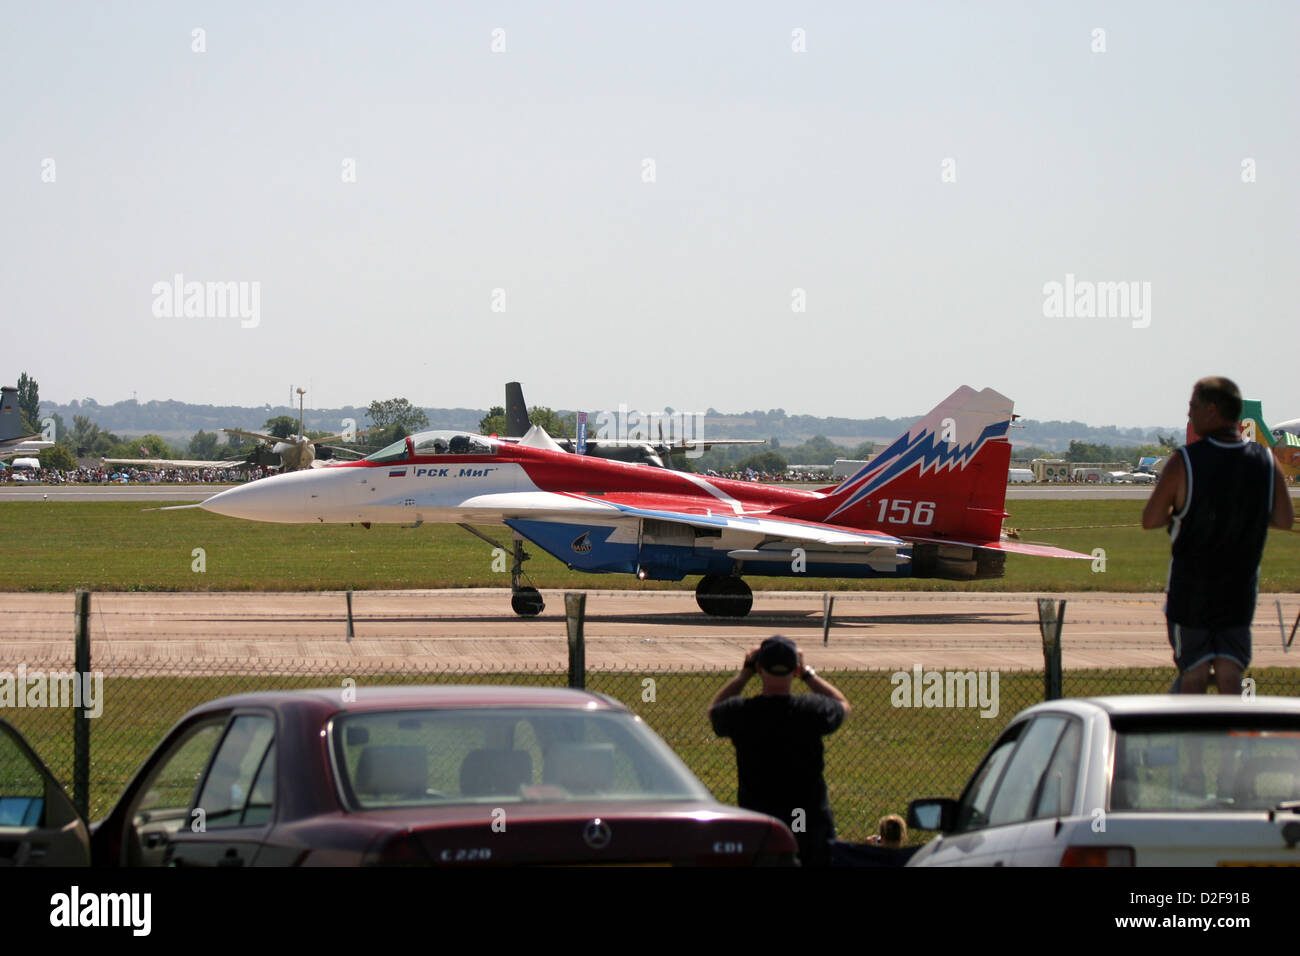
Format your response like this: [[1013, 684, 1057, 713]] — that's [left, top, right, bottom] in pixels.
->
[[504, 518, 914, 582]]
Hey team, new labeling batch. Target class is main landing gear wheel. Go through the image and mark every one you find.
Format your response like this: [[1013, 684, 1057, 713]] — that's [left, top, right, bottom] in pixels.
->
[[511, 587, 545, 617], [695, 575, 753, 618]]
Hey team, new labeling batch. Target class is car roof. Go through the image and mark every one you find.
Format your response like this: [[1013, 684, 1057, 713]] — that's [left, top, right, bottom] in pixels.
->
[[186, 685, 630, 717], [1014, 695, 1300, 722]]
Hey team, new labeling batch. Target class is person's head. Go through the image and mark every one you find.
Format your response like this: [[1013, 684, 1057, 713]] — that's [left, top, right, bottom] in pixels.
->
[[1189, 377, 1242, 436], [877, 814, 907, 848], [755, 635, 798, 693]]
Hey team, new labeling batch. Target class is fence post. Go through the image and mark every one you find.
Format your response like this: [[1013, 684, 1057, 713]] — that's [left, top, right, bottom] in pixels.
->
[[1037, 598, 1065, 701], [73, 589, 91, 821], [345, 590, 355, 642], [822, 593, 835, 647], [565, 592, 586, 689]]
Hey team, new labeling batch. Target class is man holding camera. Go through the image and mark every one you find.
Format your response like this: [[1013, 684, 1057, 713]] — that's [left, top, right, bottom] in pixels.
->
[[708, 635, 850, 867], [1142, 376, 1294, 693]]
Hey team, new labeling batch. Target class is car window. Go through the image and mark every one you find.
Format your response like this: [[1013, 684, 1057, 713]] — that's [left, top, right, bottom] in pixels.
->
[[987, 716, 1068, 827], [333, 709, 709, 808], [243, 743, 276, 826], [194, 715, 275, 829], [1112, 719, 1300, 811], [134, 719, 227, 819], [1033, 718, 1082, 819], [0, 726, 48, 826], [953, 724, 1024, 833]]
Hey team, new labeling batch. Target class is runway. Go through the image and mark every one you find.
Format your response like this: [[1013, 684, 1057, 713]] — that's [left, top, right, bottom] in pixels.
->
[[4, 588, 1298, 674]]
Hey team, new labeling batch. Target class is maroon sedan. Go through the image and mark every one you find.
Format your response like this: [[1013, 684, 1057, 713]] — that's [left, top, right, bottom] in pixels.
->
[[2, 686, 797, 866]]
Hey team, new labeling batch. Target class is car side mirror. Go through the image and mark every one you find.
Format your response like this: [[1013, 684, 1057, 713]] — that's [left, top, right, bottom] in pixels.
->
[[907, 798, 957, 833]]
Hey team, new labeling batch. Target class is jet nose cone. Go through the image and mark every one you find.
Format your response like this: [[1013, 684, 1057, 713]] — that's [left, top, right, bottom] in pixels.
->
[[202, 470, 336, 522], [201, 480, 287, 522]]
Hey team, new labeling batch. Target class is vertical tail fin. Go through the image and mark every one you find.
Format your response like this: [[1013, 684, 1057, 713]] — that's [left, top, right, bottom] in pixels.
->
[[1239, 399, 1273, 448], [0, 386, 30, 442], [505, 382, 529, 438], [1239, 399, 1300, 481], [771, 386, 1014, 542]]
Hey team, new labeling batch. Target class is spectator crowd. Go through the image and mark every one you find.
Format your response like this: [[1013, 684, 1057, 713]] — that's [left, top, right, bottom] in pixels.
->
[[2, 465, 268, 484]]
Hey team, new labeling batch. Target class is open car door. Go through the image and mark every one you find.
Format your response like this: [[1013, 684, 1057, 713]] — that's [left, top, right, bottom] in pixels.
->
[[0, 719, 90, 866]]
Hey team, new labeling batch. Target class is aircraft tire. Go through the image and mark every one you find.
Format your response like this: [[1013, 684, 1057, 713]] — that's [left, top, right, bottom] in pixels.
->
[[696, 574, 724, 595], [511, 587, 545, 617], [696, 576, 752, 617]]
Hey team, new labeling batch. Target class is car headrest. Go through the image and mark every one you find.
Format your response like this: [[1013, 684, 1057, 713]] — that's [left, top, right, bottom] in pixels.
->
[[543, 743, 616, 794], [354, 745, 428, 796], [460, 749, 533, 797]]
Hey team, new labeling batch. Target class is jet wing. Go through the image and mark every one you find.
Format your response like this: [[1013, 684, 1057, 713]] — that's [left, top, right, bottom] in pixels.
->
[[313, 445, 368, 460], [101, 457, 248, 469], [574, 497, 907, 551], [222, 429, 281, 444], [571, 438, 766, 452], [1, 442, 55, 459], [307, 427, 385, 446], [503, 496, 909, 574]]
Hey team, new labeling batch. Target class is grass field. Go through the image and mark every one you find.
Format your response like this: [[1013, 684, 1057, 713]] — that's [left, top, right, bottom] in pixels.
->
[[2, 498, 1298, 592], [4, 496, 1297, 848], [8, 666, 1300, 841]]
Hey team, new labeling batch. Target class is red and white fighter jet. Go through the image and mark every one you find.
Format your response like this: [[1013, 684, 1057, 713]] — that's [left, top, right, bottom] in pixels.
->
[[200, 386, 1089, 617]]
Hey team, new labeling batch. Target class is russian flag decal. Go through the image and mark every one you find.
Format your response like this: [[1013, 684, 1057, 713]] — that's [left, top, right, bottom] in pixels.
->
[[389, 468, 407, 478]]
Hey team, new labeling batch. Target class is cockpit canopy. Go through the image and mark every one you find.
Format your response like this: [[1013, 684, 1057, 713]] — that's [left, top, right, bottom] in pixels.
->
[[364, 431, 498, 463]]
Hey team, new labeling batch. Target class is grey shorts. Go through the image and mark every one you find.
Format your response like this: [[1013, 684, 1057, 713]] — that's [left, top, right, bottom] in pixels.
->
[[1167, 621, 1251, 673]]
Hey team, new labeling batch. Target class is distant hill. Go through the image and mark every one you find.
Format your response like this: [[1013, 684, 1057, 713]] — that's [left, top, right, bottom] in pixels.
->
[[39, 399, 483, 444], [40, 397, 1179, 452]]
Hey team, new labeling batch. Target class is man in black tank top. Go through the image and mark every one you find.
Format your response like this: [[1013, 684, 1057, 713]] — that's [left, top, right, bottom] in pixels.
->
[[1142, 377, 1294, 693]]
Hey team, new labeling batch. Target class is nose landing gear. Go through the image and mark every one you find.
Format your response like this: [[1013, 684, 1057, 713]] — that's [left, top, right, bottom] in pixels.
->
[[511, 585, 545, 617], [457, 524, 546, 617]]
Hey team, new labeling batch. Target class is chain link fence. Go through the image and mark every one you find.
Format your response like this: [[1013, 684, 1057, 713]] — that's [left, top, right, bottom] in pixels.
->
[[6, 650, 1300, 842]]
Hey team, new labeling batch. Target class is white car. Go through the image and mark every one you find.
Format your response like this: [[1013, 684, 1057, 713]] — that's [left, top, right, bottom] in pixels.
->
[[906, 696, 1300, 866]]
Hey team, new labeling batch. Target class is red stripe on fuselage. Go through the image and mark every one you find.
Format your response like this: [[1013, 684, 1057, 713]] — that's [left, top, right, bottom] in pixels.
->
[[339, 444, 823, 510]]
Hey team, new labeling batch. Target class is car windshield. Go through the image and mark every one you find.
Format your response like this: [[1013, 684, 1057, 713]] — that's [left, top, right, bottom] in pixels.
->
[[332, 708, 711, 809], [1111, 716, 1300, 811]]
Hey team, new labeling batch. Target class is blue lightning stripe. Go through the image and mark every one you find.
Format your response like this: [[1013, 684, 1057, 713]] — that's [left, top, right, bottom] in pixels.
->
[[584, 500, 906, 547], [827, 419, 1009, 520]]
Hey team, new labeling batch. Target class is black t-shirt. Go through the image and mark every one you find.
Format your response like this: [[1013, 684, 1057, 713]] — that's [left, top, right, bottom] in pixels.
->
[[1168, 438, 1275, 628], [709, 693, 844, 836]]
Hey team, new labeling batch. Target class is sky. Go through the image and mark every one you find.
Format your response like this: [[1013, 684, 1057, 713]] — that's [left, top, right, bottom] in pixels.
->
[[4, 1, 1296, 428]]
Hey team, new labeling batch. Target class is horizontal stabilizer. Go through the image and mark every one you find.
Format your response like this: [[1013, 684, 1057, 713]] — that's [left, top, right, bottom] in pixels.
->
[[904, 535, 1092, 559]]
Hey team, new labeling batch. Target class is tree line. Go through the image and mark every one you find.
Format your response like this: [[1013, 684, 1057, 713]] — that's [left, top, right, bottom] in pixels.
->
[[17, 370, 1182, 474], [19, 372, 432, 471]]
